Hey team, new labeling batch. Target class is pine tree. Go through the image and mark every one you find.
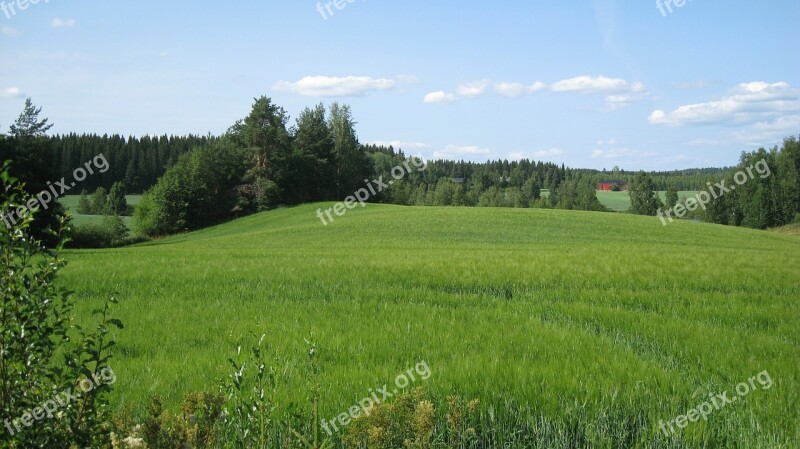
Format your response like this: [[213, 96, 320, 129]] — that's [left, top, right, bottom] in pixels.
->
[[290, 104, 336, 203], [629, 171, 661, 216], [329, 102, 370, 198], [9, 98, 53, 139], [665, 187, 679, 209]]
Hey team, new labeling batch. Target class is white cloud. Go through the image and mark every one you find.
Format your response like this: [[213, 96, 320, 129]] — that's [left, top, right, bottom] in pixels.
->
[[0, 87, 23, 99], [551, 75, 643, 94], [688, 138, 723, 146], [733, 115, 800, 145], [604, 93, 645, 110], [591, 148, 657, 159], [159, 51, 169, 57], [1, 26, 17, 36], [493, 81, 546, 97], [395, 74, 420, 84], [456, 80, 490, 97], [423, 91, 456, 104], [508, 148, 564, 160], [550, 76, 647, 110], [368, 140, 431, 150], [426, 76, 644, 107], [433, 145, 493, 160], [672, 80, 711, 90], [50, 18, 76, 28], [649, 81, 800, 126], [273, 76, 395, 97]]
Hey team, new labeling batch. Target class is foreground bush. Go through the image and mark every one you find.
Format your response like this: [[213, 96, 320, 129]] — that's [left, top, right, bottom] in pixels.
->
[[0, 161, 123, 448]]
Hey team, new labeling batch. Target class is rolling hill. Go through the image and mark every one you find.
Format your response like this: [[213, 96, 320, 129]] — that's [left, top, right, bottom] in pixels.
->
[[62, 203, 800, 447]]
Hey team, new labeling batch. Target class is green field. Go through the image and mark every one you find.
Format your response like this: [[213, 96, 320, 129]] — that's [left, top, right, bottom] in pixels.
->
[[61, 204, 799, 446], [595, 191, 699, 212], [58, 194, 141, 228], [538, 190, 697, 212]]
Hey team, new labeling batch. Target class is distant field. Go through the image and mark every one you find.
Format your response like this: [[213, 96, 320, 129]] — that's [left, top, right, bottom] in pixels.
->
[[61, 203, 800, 446], [540, 190, 697, 212], [59, 194, 142, 211], [596, 191, 699, 212], [58, 194, 141, 229]]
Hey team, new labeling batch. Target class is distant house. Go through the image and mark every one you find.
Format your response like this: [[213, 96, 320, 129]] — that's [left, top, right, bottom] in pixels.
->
[[597, 180, 627, 191]]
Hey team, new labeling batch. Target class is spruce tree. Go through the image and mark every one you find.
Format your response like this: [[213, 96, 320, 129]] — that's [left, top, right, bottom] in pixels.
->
[[629, 171, 661, 216]]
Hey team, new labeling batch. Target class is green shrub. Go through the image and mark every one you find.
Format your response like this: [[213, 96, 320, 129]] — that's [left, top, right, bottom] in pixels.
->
[[0, 160, 123, 448], [68, 215, 135, 248]]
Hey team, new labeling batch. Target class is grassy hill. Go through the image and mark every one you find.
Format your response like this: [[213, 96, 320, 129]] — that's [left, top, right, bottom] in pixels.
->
[[62, 203, 800, 446]]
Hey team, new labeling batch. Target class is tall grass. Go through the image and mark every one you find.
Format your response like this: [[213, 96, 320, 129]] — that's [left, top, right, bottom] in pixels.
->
[[61, 203, 800, 447]]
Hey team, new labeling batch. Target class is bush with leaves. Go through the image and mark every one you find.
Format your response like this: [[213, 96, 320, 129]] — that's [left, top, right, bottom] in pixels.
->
[[68, 215, 132, 249], [91, 187, 109, 216], [0, 160, 123, 448]]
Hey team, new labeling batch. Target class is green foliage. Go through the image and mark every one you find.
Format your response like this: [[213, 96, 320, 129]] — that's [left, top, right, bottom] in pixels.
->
[[228, 96, 292, 211], [47, 134, 216, 194], [477, 186, 508, 207], [8, 98, 53, 139], [134, 140, 246, 236], [329, 103, 371, 199], [106, 182, 128, 216], [665, 187, 679, 209], [0, 99, 65, 246], [285, 104, 336, 204], [218, 333, 294, 449], [703, 137, 800, 229], [77, 189, 92, 214], [91, 187, 108, 215], [68, 215, 132, 249], [629, 171, 662, 216], [0, 161, 122, 448], [554, 178, 606, 212]]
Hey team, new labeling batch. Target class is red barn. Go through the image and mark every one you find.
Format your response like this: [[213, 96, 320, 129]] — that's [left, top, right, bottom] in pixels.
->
[[597, 180, 627, 191]]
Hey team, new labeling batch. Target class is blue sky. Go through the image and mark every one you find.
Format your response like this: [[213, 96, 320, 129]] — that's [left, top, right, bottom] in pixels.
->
[[1, 0, 798, 170]]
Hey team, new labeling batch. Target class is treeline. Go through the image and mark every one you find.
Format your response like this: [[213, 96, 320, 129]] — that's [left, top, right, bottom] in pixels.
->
[[702, 138, 799, 229], [133, 99, 374, 235], [3, 97, 797, 240], [573, 168, 731, 191], [361, 147, 604, 210], [133, 97, 615, 236], [48, 133, 217, 193]]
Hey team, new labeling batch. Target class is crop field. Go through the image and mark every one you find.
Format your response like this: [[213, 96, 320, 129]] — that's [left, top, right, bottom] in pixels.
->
[[595, 191, 699, 212], [58, 194, 141, 228], [60, 203, 800, 447]]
